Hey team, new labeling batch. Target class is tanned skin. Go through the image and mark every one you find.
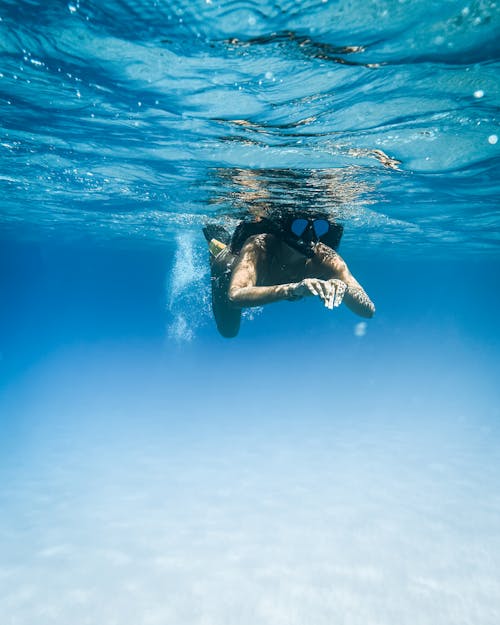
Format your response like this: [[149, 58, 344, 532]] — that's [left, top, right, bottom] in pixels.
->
[[210, 233, 374, 337], [228, 234, 375, 316]]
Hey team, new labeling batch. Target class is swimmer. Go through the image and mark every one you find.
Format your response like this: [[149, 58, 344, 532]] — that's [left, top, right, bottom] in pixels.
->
[[204, 211, 375, 338]]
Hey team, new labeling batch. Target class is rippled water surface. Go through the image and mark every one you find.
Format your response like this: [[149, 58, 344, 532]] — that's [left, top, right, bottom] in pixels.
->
[[1, 0, 499, 251]]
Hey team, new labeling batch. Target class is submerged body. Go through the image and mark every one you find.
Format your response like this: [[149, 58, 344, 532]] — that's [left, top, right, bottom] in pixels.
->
[[210, 231, 375, 338]]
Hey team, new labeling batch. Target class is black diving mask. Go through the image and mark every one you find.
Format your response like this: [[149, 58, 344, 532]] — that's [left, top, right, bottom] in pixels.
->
[[290, 218, 330, 239], [282, 217, 330, 257]]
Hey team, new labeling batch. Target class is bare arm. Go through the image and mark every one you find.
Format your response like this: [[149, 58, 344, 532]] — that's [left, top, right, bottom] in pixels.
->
[[228, 237, 375, 315], [318, 245, 375, 318], [228, 236, 294, 307]]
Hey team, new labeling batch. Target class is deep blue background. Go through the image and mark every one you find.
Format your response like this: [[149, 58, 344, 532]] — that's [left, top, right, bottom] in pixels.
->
[[2, 234, 499, 414]]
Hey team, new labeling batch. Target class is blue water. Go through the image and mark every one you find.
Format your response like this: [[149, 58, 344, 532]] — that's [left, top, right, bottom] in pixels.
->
[[1, 1, 500, 623]]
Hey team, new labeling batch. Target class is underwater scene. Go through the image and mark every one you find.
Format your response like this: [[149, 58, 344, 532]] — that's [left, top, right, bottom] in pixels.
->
[[1, 0, 499, 623]]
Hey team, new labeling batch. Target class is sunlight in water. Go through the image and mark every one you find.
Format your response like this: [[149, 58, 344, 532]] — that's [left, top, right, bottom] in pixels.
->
[[0, 0, 499, 624]]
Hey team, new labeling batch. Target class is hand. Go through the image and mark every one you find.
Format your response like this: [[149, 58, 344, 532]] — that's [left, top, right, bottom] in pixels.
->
[[288, 278, 346, 309], [324, 279, 347, 309]]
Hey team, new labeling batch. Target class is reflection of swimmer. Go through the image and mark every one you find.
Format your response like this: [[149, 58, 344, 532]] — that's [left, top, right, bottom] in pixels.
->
[[204, 211, 375, 338]]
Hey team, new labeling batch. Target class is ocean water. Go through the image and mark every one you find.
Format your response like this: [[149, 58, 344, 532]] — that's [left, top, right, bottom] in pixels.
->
[[1, 1, 500, 623]]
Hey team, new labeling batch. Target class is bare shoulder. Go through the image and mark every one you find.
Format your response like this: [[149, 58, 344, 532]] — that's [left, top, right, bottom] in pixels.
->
[[240, 233, 278, 258], [231, 233, 277, 288], [315, 242, 348, 273]]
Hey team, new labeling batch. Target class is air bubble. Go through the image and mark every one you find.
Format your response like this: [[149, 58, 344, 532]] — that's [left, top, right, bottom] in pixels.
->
[[473, 90, 484, 98], [488, 135, 498, 145], [354, 322, 367, 337]]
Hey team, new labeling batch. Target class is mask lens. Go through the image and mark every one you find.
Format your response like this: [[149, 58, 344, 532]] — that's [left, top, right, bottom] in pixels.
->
[[313, 219, 329, 237], [290, 218, 308, 237]]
